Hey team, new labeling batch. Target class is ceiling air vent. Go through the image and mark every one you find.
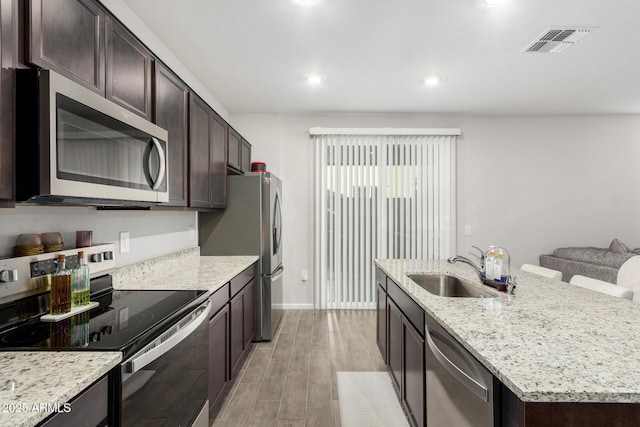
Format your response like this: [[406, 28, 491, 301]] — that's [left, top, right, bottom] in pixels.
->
[[524, 27, 595, 53]]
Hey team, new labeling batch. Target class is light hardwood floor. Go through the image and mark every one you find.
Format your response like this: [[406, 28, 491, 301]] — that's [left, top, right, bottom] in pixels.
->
[[211, 309, 386, 427]]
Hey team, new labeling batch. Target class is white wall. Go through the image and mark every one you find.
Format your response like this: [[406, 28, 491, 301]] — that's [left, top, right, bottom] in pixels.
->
[[0, 207, 198, 266], [231, 113, 640, 307]]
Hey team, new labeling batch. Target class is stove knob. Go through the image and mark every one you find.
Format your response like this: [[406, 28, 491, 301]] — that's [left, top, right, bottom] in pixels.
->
[[90, 332, 101, 342], [101, 326, 113, 335], [103, 251, 114, 261], [91, 253, 103, 263], [0, 270, 18, 283]]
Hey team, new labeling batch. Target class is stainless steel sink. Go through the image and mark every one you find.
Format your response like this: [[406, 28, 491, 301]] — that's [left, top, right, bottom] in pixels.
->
[[407, 274, 495, 298]]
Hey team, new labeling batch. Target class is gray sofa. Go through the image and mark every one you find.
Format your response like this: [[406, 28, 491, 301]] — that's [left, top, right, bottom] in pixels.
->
[[540, 246, 638, 284]]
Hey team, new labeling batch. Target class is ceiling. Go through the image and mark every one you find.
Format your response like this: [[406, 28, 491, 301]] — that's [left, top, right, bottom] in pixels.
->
[[123, 0, 640, 115]]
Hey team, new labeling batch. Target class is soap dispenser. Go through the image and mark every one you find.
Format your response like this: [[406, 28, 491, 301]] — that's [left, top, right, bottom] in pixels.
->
[[493, 247, 510, 284]]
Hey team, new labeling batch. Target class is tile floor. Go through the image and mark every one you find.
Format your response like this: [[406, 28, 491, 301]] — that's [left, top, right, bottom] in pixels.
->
[[210, 309, 386, 427]]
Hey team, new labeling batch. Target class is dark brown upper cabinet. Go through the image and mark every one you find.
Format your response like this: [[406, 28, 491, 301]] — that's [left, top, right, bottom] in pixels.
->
[[210, 112, 227, 208], [105, 16, 152, 119], [228, 128, 252, 174], [154, 63, 188, 207], [27, 0, 105, 94], [189, 94, 212, 209], [240, 138, 251, 173], [227, 127, 241, 171], [189, 93, 227, 210], [0, 0, 16, 207]]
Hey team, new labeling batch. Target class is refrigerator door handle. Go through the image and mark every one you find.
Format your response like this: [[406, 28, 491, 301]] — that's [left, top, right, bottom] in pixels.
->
[[271, 266, 285, 282]]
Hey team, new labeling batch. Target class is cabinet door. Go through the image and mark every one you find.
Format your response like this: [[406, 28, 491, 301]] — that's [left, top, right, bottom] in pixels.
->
[[241, 138, 251, 173], [209, 305, 229, 406], [0, 0, 15, 206], [376, 283, 387, 364], [154, 63, 188, 206], [227, 128, 241, 171], [27, 0, 105, 94], [105, 17, 152, 119], [210, 112, 227, 209], [230, 290, 244, 373], [243, 279, 256, 347], [403, 317, 425, 427], [188, 94, 211, 208], [387, 298, 403, 394]]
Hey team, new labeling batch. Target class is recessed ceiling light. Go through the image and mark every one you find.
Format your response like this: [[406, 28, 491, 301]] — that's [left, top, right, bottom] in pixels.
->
[[294, 0, 320, 4], [306, 75, 323, 85], [423, 77, 441, 86], [484, 0, 507, 5]]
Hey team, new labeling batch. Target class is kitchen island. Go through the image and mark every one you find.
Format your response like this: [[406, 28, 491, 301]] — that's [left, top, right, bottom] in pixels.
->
[[376, 258, 640, 425]]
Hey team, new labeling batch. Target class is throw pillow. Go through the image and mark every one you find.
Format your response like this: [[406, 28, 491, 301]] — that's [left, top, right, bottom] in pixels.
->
[[608, 238, 630, 253]]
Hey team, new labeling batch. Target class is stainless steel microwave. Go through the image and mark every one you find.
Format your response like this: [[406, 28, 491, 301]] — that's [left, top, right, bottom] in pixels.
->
[[16, 69, 169, 205]]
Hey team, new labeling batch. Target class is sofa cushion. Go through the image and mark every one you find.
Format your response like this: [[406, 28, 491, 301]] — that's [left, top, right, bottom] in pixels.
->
[[608, 238, 630, 253], [552, 247, 636, 269]]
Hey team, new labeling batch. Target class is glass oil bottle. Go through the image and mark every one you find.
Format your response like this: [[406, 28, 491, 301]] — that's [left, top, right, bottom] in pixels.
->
[[50, 254, 72, 314], [72, 251, 90, 307]]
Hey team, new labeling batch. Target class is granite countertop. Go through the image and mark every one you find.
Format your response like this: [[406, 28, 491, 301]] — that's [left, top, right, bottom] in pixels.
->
[[111, 253, 259, 294], [0, 352, 122, 427], [0, 250, 258, 427], [375, 259, 640, 404]]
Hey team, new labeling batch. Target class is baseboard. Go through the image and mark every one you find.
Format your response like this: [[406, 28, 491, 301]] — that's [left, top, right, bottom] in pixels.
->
[[275, 303, 315, 309]]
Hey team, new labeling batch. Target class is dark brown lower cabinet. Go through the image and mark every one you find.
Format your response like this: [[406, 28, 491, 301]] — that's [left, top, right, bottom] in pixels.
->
[[243, 279, 256, 348], [387, 297, 403, 393], [376, 283, 387, 363], [377, 268, 426, 427], [230, 290, 244, 373], [230, 277, 256, 374], [208, 263, 257, 418], [208, 304, 229, 408], [403, 317, 425, 427]]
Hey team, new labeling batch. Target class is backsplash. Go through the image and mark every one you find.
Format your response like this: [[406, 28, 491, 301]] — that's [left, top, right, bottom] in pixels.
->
[[0, 206, 198, 266]]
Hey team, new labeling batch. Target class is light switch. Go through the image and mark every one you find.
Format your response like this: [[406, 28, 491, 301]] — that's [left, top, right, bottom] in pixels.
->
[[301, 269, 309, 281], [464, 225, 472, 236]]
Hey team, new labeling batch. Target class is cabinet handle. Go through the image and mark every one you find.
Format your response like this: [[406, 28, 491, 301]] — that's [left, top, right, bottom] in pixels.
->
[[426, 326, 489, 402]]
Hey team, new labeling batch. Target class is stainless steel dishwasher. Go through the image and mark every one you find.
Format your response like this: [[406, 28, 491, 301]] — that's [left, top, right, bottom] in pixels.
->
[[425, 314, 496, 427]]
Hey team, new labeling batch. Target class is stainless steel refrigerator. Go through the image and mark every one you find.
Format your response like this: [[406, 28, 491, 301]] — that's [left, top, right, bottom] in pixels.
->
[[199, 172, 283, 341]]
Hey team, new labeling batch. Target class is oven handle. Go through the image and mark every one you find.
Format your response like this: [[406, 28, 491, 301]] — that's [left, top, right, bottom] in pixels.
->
[[127, 301, 210, 374]]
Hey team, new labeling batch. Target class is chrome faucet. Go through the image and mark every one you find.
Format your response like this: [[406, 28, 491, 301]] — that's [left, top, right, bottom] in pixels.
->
[[447, 255, 484, 278]]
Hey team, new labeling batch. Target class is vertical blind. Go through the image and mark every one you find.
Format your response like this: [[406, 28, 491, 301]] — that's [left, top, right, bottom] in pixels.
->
[[312, 129, 459, 309]]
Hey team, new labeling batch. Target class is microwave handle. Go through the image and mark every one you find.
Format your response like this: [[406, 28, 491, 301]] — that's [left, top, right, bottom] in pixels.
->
[[149, 137, 166, 190]]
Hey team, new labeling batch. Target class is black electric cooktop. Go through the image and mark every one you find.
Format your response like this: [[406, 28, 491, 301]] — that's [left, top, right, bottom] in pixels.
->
[[0, 275, 208, 358]]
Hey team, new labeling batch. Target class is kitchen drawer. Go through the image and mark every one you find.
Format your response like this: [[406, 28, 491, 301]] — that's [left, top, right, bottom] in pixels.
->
[[209, 283, 230, 317], [230, 262, 257, 297], [387, 277, 424, 337], [40, 375, 108, 427]]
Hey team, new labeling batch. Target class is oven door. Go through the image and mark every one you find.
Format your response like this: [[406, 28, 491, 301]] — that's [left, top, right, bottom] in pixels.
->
[[116, 301, 210, 427]]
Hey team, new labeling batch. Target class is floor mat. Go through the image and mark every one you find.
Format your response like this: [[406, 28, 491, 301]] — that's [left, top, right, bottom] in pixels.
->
[[337, 371, 409, 427]]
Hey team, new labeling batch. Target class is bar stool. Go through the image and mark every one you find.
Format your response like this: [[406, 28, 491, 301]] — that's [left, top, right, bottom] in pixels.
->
[[569, 275, 633, 300]]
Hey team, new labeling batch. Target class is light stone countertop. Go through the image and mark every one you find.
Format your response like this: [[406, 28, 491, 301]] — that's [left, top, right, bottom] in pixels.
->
[[0, 352, 122, 427], [0, 249, 258, 427], [375, 259, 640, 404], [111, 251, 259, 294]]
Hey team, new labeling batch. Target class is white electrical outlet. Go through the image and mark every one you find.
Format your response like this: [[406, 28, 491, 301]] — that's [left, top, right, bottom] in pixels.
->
[[119, 231, 130, 253], [301, 269, 309, 281]]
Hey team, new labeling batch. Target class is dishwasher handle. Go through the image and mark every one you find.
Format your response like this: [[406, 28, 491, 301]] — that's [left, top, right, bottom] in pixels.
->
[[126, 301, 210, 374], [426, 326, 489, 402]]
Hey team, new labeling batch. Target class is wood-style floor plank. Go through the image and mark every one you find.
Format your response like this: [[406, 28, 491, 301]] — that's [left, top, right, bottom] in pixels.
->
[[211, 309, 384, 427]]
